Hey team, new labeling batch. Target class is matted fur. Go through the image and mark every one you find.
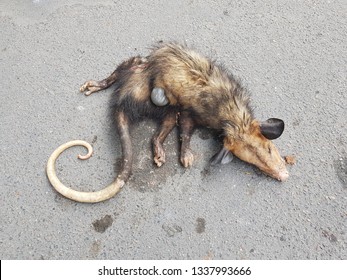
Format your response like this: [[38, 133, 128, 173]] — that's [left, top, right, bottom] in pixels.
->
[[111, 43, 254, 132]]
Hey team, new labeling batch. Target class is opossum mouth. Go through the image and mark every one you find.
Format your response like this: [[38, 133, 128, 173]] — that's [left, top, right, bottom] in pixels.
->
[[260, 163, 289, 181]]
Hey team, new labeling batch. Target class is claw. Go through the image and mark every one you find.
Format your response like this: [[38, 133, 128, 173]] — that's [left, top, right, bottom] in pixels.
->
[[79, 84, 87, 92], [154, 156, 165, 167]]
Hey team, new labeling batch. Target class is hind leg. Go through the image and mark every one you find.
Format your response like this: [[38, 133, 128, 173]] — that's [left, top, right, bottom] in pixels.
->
[[80, 70, 119, 96], [179, 111, 195, 168], [152, 111, 177, 167], [80, 56, 148, 96]]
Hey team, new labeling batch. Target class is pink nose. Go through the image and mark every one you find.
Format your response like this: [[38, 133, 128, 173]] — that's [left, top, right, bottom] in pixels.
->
[[278, 169, 289, 181]]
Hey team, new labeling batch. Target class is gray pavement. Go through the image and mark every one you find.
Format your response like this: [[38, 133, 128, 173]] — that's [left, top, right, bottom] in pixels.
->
[[0, 0, 346, 259]]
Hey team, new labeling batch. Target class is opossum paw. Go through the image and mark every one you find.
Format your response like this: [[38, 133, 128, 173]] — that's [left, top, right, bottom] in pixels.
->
[[181, 149, 194, 168], [154, 154, 166, 167], [153, 141, 166, 167], [80, 80, 103, 96]]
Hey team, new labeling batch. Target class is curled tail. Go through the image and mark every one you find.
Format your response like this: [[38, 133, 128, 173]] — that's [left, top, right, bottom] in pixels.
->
[[46, 112, 133, 203]]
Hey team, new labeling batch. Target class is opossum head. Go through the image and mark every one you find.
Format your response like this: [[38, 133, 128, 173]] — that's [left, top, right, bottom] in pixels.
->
[[222, 118, 289, 181]]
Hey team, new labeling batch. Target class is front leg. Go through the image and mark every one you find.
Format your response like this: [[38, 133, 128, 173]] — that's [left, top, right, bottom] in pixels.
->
[[179, 111, 195, 168], [152, 111, 177, 167]]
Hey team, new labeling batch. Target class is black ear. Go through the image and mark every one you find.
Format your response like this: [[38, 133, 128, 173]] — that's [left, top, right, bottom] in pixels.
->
[[210, 147, 233, 165], [260, 118, 285, 140]]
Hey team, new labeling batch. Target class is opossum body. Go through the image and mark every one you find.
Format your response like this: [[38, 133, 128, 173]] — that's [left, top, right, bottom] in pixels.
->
[[47, 43, 288, 203]]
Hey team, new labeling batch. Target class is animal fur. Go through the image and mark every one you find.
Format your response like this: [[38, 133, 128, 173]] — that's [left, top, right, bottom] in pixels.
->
[[46, 42, 288, 203]]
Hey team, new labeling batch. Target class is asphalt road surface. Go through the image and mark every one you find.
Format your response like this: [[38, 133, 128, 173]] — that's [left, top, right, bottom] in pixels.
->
[[0, 0, 346, 259]]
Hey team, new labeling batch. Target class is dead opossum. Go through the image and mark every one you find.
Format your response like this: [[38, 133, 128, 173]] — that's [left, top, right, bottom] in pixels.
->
[[46, 43, 288, 203]]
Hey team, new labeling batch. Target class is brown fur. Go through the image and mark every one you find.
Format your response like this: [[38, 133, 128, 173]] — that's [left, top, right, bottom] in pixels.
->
[[147, 43, 253, 129]]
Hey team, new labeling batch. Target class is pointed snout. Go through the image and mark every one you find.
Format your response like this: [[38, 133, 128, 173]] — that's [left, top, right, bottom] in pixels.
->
[[272, 157, 289, 181], [276, 168, 289, 181]]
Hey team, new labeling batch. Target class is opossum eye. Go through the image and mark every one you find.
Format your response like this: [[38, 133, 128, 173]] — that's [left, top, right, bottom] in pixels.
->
[[151, 87, 169, 106]]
